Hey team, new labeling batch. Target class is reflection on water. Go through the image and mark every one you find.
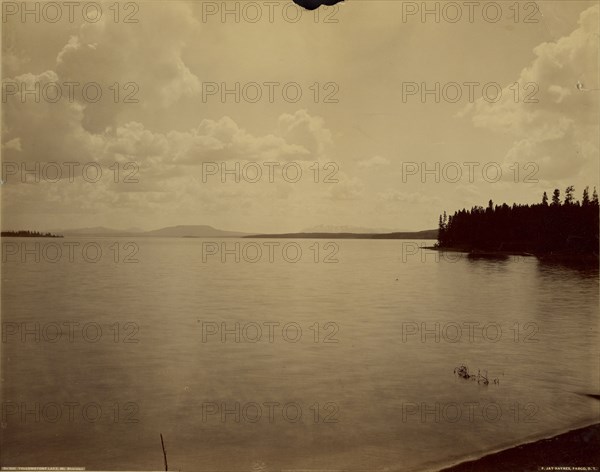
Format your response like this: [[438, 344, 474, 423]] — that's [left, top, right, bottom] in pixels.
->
[[537, 259, 599, 280], [1, 238, 598, 471]]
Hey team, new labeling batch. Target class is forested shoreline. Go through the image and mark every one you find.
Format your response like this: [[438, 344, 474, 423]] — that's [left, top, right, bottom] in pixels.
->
[[437, 186, 599, 256], [1, 230, 63, 238]]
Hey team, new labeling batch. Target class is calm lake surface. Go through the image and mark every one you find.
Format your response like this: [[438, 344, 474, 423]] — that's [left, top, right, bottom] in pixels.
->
[[1, 238, 599, 471]]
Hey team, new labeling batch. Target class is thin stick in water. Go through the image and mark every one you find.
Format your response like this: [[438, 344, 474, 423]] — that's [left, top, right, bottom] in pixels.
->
[[160, 433, 168, 471]]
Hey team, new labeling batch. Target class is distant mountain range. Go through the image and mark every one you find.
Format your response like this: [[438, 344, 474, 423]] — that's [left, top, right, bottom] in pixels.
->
[[301, 225, 403, 234], [55, 225, 249, 238], [23, 225, 437, 239], [51, 226, 144, 236], [246, 229, 438, 240], [144, 225, 249, 238]]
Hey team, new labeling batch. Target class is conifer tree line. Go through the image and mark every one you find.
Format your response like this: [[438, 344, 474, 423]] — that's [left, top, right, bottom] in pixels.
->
[[0, 230, 62, 238], [437, 186, 599, 254]]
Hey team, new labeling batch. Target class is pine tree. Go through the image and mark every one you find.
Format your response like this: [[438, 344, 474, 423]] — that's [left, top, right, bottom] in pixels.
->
[[582, 187, 590, 206], [552, 189, 561, 206], [438, 215, 445, 244], [564, 186, 575, 205], [436, 186, 598, 254]]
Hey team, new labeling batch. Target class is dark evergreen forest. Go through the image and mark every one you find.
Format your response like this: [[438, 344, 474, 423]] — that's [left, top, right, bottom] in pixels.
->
[[0, 230, 63, 238], [437, 186, 599, 255]]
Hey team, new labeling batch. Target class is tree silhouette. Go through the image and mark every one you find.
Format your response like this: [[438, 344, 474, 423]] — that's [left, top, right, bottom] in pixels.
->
[[438, 214, 446, 243], [552, 189, 561, 206], [1, 230, 62, 238], [564, 185, 575, 205], [582, 187, 590, 206], [437, 186, 598, 256]]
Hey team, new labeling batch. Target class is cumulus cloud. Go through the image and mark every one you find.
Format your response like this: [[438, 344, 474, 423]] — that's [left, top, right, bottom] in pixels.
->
[[378, 190, 441, 205], [327, 175, 364, 200], [358, 155, 390, 169], [459, 4, 599, 182], [1, 16, 338, 222], [2, 138, 22, 152], [2, 70, 101, 165], [278, 110, 333, 159], [53, 3, 201, 131], [2, 67, 334, 175], [168, 116, 312, 164], [1, 89, 338, 224]]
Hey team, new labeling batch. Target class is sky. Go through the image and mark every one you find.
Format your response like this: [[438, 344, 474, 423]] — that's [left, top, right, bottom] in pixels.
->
[[1, 0, 599, 233]]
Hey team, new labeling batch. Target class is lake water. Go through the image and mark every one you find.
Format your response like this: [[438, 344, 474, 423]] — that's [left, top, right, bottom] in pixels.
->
[[1, 238, 599, 471]]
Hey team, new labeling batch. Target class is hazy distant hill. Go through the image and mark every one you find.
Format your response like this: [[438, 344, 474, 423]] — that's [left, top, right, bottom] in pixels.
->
[[301, 225, 403, 234], [46, 225, 436, 239], [56, 225, 248, 237], [143, 225, 249, 238], [370, 229, 438, 239], [246, 229, 438, 240], [58, 226, 142, 236]]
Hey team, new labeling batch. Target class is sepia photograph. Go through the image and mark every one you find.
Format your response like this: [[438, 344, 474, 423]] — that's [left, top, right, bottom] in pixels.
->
[[1, 0, 599, 471]]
